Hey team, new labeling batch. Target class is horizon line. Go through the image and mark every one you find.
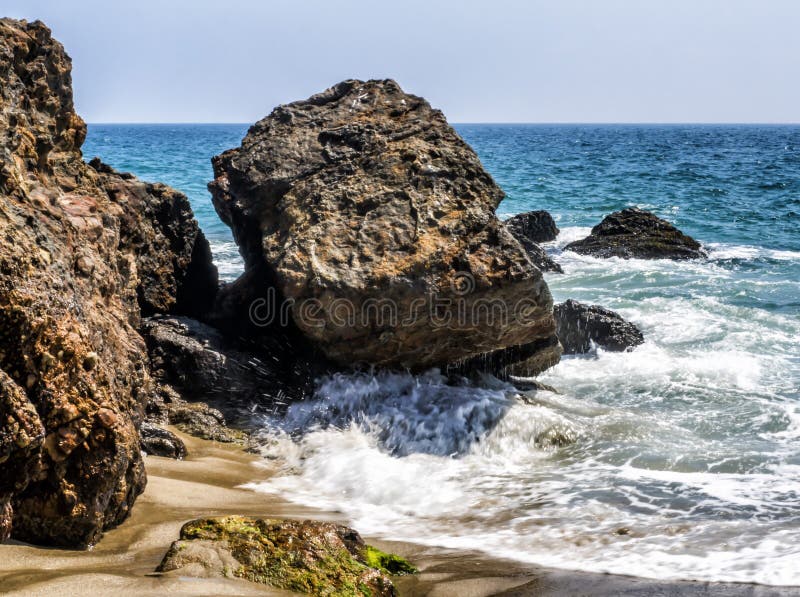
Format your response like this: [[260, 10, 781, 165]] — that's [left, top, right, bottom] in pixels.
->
[[85, 121, 800, 126]]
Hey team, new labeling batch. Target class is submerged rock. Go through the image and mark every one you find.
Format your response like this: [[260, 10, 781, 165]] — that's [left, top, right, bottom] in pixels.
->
[[157, 516, 415, 596], [564, 207, 706, 259], [139, 422, 187, 459], [210, 79, 560, 375], [555, 299, 644, 354], [0, 19, 216, 546]]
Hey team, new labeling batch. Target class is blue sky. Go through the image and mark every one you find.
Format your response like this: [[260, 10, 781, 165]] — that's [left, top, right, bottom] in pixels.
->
[[5, 0, 800, 123]]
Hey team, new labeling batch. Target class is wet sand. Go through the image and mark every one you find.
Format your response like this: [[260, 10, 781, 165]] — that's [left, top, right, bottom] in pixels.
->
[[0, 430, 794, 596]]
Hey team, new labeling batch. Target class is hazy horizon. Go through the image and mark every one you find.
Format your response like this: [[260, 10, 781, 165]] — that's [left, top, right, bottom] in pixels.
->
[[6, 0, 800, 124]]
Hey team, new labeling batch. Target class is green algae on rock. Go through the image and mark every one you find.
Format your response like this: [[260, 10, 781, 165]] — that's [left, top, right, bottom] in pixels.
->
[[156, 516, 416, 596]]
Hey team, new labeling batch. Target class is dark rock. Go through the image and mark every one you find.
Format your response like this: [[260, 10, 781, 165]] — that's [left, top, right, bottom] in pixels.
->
[[564, 207, 706, 259], [157, 516, 415, 595], [505, 210, 560, 243], [0, 19, 215, 547], [166, 402, 245, 444], [555, 299, 644, 354], [209, 79, 560, 374], [141, 315, 316, 421], [139, 422, 186, 459], [89, 159, 219, 318], [504, 210, 563, 273]]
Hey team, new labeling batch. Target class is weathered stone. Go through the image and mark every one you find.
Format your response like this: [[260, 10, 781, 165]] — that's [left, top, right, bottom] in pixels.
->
[[210, 79, 559, 373], [89, 159, 218, 318], [167, 402, 245, 444], [0, 19, 216, 546], [141, 315, 316, 421], [555, 299, 644, 354], [0, 370, 45, 541], [504, 210, 563, 273], [505, 210, 560, 243], [157, 516, 415, 596], [139, 422, 187, 459], [565, 208, 706, 260]]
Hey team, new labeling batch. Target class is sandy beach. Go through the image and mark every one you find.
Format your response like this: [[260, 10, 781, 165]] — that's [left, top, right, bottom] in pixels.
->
[[0, 430, 794, 597]]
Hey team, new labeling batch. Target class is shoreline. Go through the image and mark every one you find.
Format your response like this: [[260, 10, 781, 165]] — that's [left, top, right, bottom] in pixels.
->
[[0, 430, 794, 596]]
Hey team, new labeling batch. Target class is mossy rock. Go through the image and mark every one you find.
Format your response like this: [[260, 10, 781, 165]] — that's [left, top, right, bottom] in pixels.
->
[[157, 516, 416, 596]]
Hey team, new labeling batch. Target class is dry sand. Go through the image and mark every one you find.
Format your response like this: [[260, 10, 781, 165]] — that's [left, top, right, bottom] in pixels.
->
[[0, 430, 794, 596]]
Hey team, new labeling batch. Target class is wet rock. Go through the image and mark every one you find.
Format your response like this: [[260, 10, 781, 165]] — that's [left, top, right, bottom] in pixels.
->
[[210, 79, 559, 374], [504, 210, 563, 273], [139, 422, 186, 459], [157, 516, 415, 595], [505, 210, 560, 243], [141, 315, 316, 420], [564, 207, 706, 259], [0, 19, 215, 546], [167, 402, 245, 444], [555, 299, 644, 354]]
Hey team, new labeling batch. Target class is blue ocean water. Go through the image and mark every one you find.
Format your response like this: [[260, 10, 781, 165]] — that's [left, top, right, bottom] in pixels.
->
[[84, 124, 800, 584]]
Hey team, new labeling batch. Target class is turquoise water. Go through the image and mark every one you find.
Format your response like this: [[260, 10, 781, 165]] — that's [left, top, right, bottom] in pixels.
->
[[84, 124, 800, 584]]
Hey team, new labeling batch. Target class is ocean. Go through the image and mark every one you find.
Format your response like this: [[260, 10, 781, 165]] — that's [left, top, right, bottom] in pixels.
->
[[84, 123, 800, 585]]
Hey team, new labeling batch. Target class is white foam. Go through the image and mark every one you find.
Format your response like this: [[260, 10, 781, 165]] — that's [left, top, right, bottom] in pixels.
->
[[242, 226, 800, 586]]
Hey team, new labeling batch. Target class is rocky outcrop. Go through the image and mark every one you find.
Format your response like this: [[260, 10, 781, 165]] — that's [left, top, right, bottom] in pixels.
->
[[565, 208, 706, 259], [0, 370, 45, 541], [141, 316, 316, 421], [156, 516, 415, 595], [505, 210, 559, 243], [555, 299, 644, 353], [210, 79, 560, 374], [0, 19, 216, 546], [89, 159, 218, 318], [139, 422, 186, 459], [504, 210, 562, 272]]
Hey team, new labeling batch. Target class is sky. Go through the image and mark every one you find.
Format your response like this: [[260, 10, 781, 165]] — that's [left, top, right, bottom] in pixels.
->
[[5, 0, 800, 123]]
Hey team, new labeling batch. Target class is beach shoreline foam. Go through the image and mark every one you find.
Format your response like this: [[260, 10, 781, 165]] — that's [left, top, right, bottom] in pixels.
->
[[1, 429, 796, 596]]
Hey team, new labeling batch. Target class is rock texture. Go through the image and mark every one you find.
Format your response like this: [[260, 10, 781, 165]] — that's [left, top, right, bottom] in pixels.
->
[[141, 315, 316, 422], [0, 19, 216, 546], [0, 370, 45, 541], [504, 210, 562, 272], [139, 422, 186, 459], [157, 516, 416, 596], [210, 79, 560, 373], [555, 299, 644, 354], [90, 159, 218, 317], [565, 208, 706, 260], [505, 210, 559, 243]]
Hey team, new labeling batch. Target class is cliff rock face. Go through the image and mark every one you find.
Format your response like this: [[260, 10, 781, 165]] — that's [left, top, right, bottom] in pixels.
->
[[0, 19, 216, 546], [210, 79, 560, 372], [565, 208, 706, 260]]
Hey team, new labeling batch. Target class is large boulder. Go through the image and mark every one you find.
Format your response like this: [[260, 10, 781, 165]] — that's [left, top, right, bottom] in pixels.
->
[[565, 207, 706, 259], [555, 299, 644, 354], [0, 19, 216, 546], [156, 516, 415, 595], [209, 79, 560, 373]]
